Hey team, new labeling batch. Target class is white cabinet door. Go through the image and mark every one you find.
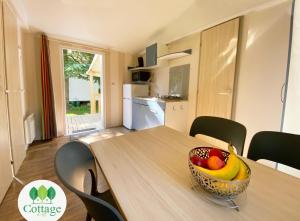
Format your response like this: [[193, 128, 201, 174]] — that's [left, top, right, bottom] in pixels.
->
[[133, 101, 165, 130], [132, 103, 147, 130], [283, 1, 300, 134], [165, 101, 188, 133], [148, 101, 165, 126]]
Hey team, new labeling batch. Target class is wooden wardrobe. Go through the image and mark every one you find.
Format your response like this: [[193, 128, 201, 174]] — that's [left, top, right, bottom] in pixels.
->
[[0, 1, 26, 202], [196, 18, 240, 119]]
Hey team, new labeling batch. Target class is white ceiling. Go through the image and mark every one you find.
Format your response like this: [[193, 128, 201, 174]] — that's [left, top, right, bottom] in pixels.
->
[[14, 0, 287, 53], [21, 0, 195, 53]]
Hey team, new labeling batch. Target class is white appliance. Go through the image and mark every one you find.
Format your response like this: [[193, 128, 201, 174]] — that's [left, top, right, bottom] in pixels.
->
[[123, 84, 149, 129]]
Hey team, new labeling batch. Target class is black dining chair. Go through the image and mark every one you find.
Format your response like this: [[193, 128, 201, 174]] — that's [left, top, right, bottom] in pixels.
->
[[189, 116, 247, 155], [247, 131, 300, 170], [55, 141, 124, 221]]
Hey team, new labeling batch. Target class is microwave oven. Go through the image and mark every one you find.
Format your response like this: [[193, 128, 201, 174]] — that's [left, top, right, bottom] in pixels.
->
[[132, 71, 151, 82]]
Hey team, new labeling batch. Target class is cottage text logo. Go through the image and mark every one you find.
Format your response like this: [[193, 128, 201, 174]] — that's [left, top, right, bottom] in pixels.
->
[[18, 180, 67, 221]]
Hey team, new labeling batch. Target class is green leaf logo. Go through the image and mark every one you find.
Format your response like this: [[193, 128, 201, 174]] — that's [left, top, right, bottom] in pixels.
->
[[47, 187, 56, 203], [38, 185, 48, 202], [18, 180, 67, 220], [29, 187, 38, 203]]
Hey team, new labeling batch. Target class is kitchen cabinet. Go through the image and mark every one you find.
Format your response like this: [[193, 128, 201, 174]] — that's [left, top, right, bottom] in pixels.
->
[[165, 101, 188, 133], [132, 98, 188, 132], [132, 98, 165, 130]]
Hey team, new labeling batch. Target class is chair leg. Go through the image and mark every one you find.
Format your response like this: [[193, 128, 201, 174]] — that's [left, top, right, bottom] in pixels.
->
[[88, 169, 97, 195], [86, 213, 92, 221]]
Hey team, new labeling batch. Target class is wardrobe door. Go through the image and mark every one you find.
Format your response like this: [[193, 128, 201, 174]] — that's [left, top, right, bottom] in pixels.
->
[[3, 2, 26, 173], [0, 3, 13, 203], [197, 18, 239, 119]]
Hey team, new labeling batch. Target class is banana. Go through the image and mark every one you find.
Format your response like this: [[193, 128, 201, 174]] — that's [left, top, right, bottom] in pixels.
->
[[233, 159, 248, 180], [195, 145, 240, 181]]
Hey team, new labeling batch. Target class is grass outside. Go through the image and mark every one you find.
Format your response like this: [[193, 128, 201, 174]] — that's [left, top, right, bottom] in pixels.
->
[[66, 102, 99, 116], [66, 103, 90, 116]]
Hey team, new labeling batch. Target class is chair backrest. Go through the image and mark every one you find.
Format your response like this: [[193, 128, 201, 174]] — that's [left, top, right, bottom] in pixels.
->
[[189, 116, 247, 155], [248, 131, 300, 170], [55, 141, 124, 221]]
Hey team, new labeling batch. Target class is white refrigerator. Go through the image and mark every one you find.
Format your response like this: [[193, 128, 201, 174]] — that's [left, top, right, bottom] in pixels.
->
[[123, 84, 149, 129]]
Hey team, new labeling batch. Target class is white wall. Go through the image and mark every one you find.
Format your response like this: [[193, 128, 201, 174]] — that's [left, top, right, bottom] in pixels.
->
[[233, 1, 292, 156], [22, 30, 42, 140], [283, 0, 300, 134]]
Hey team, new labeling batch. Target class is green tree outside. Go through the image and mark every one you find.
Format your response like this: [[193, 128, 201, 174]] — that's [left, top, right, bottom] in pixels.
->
[[63, 49, 100, 115], [63, 49, 95, 81]]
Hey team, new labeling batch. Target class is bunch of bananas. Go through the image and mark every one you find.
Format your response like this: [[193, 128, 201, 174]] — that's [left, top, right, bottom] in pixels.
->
[[194, 145, 249, 181]]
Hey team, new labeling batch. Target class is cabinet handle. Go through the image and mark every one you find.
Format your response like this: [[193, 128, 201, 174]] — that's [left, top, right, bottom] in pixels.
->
[[173, 106, 176, 111], [281, 82, 286, 103]]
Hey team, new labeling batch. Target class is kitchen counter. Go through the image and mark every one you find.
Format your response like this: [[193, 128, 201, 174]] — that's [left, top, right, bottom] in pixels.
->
[[133, 96, 187, 103]]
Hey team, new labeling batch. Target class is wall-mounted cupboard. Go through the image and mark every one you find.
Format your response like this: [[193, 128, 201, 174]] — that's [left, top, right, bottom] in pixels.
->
[[128, 44, 192, 72]]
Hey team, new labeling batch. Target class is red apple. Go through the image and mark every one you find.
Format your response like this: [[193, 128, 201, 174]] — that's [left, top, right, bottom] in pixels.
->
[[207, 156, 225, 170], [209, 148, 225, 161], [190, 155, 208, 168]]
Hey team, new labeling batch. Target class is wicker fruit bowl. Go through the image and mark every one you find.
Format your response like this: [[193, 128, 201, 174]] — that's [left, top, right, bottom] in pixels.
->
[[188, 147, 251, 198]]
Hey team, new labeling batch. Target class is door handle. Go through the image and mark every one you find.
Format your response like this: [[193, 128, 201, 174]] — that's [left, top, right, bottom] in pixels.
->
[[5, 89, 25, 94], [149, 109, 157, 114], [281, 82, 286, 103], [217, 89, 232, 96]]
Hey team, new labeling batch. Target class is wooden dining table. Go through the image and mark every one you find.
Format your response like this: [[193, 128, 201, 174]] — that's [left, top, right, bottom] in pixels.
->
[[90, 126, 300, 221]]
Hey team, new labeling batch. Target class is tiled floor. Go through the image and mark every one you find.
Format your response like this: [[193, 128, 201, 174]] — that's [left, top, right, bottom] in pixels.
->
[[65, 113, 103, 135], [0, 127, 130, 221]]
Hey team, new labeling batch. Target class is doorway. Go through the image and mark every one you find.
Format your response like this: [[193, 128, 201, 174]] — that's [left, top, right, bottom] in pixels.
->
[[63, 48, 104, 135]]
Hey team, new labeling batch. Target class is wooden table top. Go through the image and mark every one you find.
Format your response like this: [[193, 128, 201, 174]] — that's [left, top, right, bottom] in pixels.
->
[[90, 126, 300, 221]]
